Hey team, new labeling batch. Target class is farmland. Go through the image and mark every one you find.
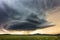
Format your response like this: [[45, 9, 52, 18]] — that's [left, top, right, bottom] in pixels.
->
[[0, 35, 59, 40]]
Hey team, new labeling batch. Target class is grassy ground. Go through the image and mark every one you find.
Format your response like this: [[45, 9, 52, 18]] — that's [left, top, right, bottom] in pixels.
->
[[0, 35, 60, 40]]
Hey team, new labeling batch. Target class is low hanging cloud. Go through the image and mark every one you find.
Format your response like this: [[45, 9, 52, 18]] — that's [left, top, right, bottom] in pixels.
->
[[0, 0, 60, 31]]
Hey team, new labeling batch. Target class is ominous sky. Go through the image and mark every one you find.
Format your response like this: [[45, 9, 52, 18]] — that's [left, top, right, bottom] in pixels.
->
[[0, 0, 60, 34], [35, 7, 60, 34]]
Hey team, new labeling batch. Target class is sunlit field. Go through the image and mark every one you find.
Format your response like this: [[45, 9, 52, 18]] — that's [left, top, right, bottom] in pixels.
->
[[0, 35, 60, 40]]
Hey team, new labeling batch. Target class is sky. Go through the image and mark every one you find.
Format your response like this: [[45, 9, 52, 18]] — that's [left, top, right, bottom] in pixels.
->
[[35, 7, 60, 34], [0, 0, 60, 35]]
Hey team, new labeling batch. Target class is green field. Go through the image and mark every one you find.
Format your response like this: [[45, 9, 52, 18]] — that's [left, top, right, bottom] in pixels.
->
[[0, 35, 60, 40]]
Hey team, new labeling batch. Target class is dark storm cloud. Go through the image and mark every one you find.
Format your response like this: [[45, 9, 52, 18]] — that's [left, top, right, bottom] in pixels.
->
[[0, 2, 9, 23], [0, 0, 60, 30], [45, 0, 60, 9]]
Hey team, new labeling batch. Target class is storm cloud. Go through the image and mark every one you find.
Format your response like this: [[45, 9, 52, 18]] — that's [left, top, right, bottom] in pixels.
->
[[0, 0, 60, 30]]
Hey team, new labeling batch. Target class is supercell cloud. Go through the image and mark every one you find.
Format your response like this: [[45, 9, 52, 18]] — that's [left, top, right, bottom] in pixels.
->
[[0, 0, 60, 30]]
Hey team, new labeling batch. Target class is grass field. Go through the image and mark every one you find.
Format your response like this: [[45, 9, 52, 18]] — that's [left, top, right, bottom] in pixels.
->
[[0, 35, 60, 40]]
